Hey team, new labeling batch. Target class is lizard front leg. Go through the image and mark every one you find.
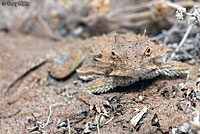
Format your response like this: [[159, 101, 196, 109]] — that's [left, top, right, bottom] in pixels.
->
[[158, 61, 191, 77], [77, 76, 119, 115], [82, 76, 119, 93]]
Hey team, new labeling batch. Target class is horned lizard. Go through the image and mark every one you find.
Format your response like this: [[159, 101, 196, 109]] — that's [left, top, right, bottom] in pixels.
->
[[5, 32, 191, 113]]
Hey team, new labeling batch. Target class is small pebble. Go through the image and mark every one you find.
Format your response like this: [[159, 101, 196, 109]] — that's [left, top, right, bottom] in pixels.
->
[[139, 95, 143, 101], [196, 92, 200, 100], [179, 123, 190, 133], [84, 122, 96, 133], [98, 115, 106, 127], [76, 110, 83, 115], [57, 121, 67, 127], [66, 94, 73, 99], [133, 108, 140, 113], [171, 128, 177, 134], [188, 59, 195, 65]]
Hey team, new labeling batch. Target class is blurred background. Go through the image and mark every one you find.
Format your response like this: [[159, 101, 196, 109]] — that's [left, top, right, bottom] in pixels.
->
[[0, 0, 199, 38], [1, 0, 199, 63]]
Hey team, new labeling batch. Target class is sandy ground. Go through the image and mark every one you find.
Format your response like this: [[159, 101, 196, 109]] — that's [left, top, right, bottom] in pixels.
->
[[0, 32, 198, 134]]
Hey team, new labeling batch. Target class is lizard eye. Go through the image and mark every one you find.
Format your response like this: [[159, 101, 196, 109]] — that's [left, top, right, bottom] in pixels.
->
[[144, 47, 151, 56], [94, 53, 103, 61], [111, 51, 115, 56], [97, 53, 103, 58]]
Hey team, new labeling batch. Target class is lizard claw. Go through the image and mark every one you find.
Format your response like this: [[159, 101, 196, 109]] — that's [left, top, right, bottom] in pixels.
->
[[77, 91, 111, 116], [89, 97, 110, 116]]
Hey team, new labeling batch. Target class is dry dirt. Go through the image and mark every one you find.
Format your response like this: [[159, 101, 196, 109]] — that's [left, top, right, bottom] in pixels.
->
[[0, 32, 198, 134]]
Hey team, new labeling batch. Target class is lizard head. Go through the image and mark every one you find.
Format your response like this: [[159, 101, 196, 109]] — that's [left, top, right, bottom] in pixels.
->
[[94, 33, 171, 77]]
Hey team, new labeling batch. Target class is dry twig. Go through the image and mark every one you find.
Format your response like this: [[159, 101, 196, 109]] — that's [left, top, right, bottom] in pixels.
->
[[39, 103, 64, 129]]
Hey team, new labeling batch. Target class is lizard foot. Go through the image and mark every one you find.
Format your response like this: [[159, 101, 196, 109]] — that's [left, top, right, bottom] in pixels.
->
[[77, 91, 111, 116]]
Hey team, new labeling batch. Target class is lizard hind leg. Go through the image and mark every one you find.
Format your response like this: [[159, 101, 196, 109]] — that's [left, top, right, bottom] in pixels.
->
[[48, 49, 86, 79], [82, 76, 118, 94], [78, 76, 117, 115]]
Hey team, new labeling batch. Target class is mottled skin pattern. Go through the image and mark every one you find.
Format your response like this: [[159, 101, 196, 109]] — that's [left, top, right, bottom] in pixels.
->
[[77, 33, 191, 93], [5, 32, 192, 113]]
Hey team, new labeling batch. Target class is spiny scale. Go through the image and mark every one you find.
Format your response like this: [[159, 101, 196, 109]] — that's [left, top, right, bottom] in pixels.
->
[[158, 61, 191, 77]]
